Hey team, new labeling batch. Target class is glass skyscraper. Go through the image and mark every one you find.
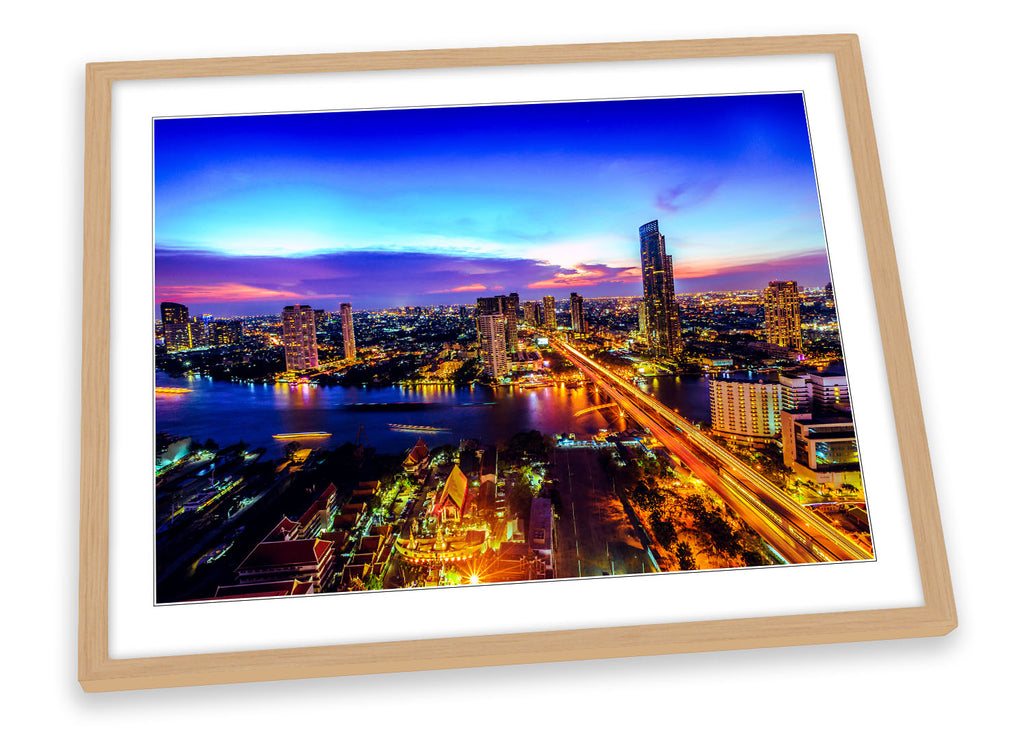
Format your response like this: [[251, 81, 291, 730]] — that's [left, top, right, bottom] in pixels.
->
[[638, 220, 680, 358]]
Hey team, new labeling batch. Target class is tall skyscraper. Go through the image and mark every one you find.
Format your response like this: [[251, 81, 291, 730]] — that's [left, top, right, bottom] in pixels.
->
[[637, 301, 648, 339], [503, 296, 519, 353], [188, 314, 214, 349], [638, 220, 681, 358], [764, 281, 803, 352], [160, 302, 192, 352], [523, 301, 540, 327], [506, 292, 520, 321], [477, 295, 517, 354], [338, 302, 356, 361], [569, 292, 587, 334], [282, 305, 319, 372], [542, 295, 557, 331], [477, 312, 509, 377]]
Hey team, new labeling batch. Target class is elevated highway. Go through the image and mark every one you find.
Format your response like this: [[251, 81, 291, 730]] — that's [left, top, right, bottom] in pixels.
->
[[554, 340, 872, 565]]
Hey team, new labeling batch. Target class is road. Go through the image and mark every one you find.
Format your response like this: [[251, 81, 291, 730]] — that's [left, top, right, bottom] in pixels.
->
[[553, 340, 873, 565], [552, 447, 652, 578]]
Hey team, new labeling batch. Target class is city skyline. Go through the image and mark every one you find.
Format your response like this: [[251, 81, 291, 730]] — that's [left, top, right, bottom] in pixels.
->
[[155, 93, 831, 316]]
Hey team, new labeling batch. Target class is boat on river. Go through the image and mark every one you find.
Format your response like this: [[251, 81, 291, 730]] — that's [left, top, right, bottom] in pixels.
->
[[271, 431, 332, 440]]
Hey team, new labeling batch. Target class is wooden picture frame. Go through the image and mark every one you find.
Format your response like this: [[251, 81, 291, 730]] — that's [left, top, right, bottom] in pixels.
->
[[80, 34, 955, 692]]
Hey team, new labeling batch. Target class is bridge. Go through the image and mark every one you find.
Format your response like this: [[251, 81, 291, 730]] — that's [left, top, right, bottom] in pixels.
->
[[572, 402, 620, 418], [552, 339, 873, 565]]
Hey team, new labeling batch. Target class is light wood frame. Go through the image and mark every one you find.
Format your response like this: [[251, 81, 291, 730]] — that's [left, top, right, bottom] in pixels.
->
[[80, 34, 956, 692]]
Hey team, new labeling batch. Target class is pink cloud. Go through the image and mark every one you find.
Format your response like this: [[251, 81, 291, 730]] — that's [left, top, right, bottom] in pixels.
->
[[429, 283, 488, 294], [155, 282, 308, 303], [527, 264, 641, 290]]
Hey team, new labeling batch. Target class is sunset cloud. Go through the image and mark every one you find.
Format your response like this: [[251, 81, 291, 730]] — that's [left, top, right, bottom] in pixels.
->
[[429, 283, 488, 294], [155, 282, 308, 303], [527, 263, 642, 290]]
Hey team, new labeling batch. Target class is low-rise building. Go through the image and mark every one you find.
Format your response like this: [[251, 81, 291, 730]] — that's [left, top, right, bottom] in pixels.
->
[[235, 538, 335, 593], [403, 438, 430, 473], [781, 410, 862, 487], [295, 483, 337, 539], [432, 465, 469, 523]]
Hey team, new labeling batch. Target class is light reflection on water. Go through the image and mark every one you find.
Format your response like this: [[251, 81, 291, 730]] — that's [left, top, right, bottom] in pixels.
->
[[156, 373, 711, 457]]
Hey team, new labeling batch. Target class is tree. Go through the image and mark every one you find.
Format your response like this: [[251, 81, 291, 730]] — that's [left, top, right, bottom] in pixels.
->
[[629, 482, 661, 512], [648, 509, 677, 547], [284, 441, 301, 461], [675, 541, 697, 571], [429, 444, 458, 465]]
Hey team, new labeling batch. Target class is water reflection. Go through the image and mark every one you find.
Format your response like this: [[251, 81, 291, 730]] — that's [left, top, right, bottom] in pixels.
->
[[156, 373, 705, 457]]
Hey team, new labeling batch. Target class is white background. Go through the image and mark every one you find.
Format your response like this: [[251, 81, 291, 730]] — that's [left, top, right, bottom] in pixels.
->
[[109, 54, 922, 659], [1, 1, 1018, 733]]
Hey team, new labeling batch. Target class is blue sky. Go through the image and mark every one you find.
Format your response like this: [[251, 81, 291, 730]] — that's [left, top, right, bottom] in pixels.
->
[[154, 93, 830, 314]]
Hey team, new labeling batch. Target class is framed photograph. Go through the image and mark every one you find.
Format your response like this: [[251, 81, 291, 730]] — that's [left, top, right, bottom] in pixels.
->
[[80, 34, 955, 692]]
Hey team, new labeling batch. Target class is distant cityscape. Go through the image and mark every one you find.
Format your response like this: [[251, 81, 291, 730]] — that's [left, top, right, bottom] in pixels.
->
[[155, 218, 871, 604]]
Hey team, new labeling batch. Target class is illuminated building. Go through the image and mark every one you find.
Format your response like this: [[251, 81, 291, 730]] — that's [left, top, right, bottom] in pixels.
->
[[403, 438, 430, 473], [313, 309, 327, 332], [183, 314, 214, 349], [160, 301, 192, 352], [523, 301, 541, 326], [701, 356, 733, 373], [294, 483, 338, 540], [235, 538, 335, 593], [781, 411, 861, 487], [214, 319, 242, 345], [779, 370, 849, 412], [764, 280, 803, 352], [639, 220, 680, 357], [709, 378, 785, 440], [569, 292, 587, 334], [432, 465, 469, 523], [478, 295, 518, 353], [338, 302, 356, 361], [507, 292, 520, 322], [477, 311, 510, 377], [638, 301, 648, 338], [282, 304, 319, 372], [543, 295, 557, 330], [711, 369, 851, 441]]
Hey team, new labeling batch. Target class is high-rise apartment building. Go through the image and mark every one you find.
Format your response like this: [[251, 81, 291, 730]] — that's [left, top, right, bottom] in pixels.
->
[[160, 302, 192, 352], [214, 319, 242, 346], [338, 302, 356, 361], [542, 295, 557, 331], [779, 371, 849, 412], [637, 301, 648, 339], [503, 296, 518, 353], [569, 292, 586, 334], [282, 305, 319, 372], [476, 311, 509, 377], [477, 295, 517, 354], [709, 378, 785, 440], [523, 301, 540, 327], [639, 220, 680, 358], [188, 314, 214, 349], [764, 280, 803, 352], [506, 292, 520, 322]]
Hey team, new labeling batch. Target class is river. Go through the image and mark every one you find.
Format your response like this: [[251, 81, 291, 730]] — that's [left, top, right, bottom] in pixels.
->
[[155, 373, 713, 457]]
